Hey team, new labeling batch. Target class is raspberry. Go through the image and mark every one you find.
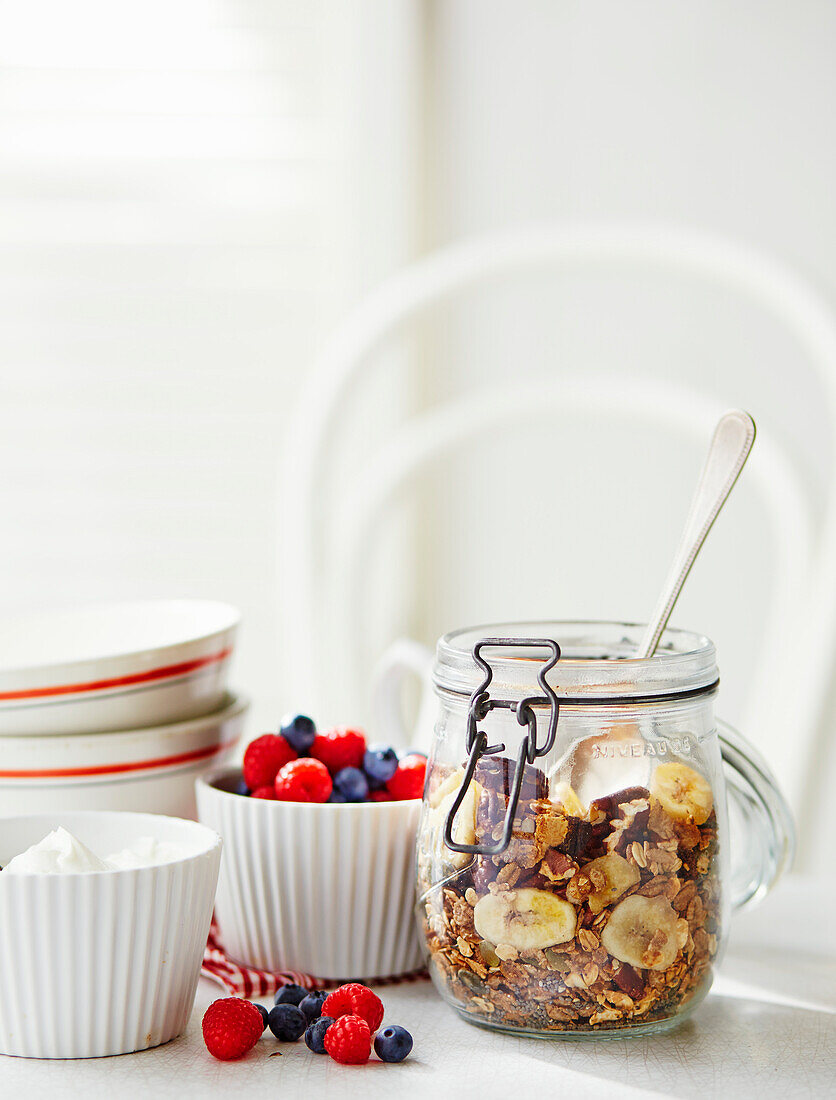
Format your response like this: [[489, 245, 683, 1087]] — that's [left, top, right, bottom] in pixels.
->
[[242, 734, 296, 790], [274, 757, 333, 803], [251, 785, 278, 800], [385, 754, 427, 800], [368, 789, 392, 802], [202, 997, 264, 1060], [321, 983, 384, 1032], [311, 727, 366, 774], [323, 1014, 371, 1065]]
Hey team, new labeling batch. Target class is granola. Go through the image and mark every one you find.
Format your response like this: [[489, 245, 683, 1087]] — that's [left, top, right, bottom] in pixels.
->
[[418, 758, 720, 1033]]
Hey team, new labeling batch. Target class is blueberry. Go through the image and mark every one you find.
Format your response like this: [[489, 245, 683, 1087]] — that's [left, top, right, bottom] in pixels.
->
[[274, 983, 307, 1007], [235, 777, 251, 797], [255, 1003, 269, 1031], [299, 990, 328, 1022], [374, 1024, 413, 1063], [328, 789, 348, 803], [333, 766, 369, 803], [268, 1003, 307, 1042], [363, 745, 399, 788], [280, 713, 316, 755], [304, 1015, 335, 1054]]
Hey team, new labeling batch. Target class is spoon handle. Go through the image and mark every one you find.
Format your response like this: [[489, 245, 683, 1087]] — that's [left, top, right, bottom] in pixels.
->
[[636, 409, 757, 659]]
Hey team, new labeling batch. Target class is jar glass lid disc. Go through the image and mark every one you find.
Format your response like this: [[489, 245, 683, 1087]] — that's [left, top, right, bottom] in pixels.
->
[[433, 620, 718, 703]]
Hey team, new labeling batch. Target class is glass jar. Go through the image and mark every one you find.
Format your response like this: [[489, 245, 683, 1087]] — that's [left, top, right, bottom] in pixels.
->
[[416, 621, 794, 1038]]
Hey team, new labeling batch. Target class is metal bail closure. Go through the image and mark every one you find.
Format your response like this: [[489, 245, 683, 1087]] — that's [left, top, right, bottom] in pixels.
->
[[443, 637, 561, 857]]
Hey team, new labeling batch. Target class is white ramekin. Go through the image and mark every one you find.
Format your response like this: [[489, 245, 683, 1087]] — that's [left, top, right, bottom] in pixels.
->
[[0, 811, 221, 1059], [196, 768, 424, 981], [0, 599, 238, 736], [0, 692, 247, 820]]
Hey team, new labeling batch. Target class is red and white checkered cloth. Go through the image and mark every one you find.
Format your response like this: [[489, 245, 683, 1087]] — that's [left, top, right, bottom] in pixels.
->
[[202, 918, 428, 997]]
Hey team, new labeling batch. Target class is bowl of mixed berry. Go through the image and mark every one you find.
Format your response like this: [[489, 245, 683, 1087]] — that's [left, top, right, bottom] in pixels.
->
[[235, 715, 426, 806], [196, 714, 427, 981]]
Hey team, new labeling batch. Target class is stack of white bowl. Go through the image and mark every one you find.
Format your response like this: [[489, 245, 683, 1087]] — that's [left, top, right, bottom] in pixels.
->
[[0, 599, 246, 819]]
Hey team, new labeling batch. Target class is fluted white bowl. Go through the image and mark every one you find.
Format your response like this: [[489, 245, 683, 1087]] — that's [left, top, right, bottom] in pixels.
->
[[0, 811, 221, 1058], [196, 768, 424, 981]]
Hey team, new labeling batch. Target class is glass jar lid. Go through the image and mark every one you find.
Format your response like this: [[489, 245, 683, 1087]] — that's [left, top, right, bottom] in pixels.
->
[[433, 620, 719, 704]]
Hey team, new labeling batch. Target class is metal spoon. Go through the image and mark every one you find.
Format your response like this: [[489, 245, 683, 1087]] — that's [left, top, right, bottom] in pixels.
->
[[637, 409, 757, 659]]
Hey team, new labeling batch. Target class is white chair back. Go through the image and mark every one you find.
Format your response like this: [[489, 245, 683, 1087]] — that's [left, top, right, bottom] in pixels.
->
[[279, 223, 836, 843]]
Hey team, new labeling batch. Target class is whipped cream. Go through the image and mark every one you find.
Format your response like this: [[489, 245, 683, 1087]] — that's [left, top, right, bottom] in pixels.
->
[[2, 827, 187, 874]]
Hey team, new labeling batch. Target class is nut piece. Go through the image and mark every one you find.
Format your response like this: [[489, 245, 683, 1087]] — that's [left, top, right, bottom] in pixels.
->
[[473, 888, 577, 952], [540, 849, 576, 882], [601, 895, 688, 971], [649, 762, 713, 826], [584, 852, 641, 914]]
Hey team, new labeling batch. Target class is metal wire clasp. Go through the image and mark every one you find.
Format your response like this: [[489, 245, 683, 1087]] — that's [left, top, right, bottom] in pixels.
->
[[443, 637, 561, 857]]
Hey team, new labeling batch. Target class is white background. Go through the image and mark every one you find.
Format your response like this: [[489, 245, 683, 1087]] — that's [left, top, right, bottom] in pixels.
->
[[1, 2, 834, 860], [415, 2, 836, 867]]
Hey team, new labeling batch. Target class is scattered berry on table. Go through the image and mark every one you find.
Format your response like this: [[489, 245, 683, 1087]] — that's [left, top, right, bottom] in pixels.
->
[[274, 983, 308, 1007], [374, 1025, 413, 1063], [332, 766, 369, 803], [274, 758, 333, 803], [323, 1014, 371, 1065], [321, 983, 384, 1032], [267, 1003, 307, 1042], [242, 734, 296, 791], [362, 745, 399, 788], [385, 754, 427, 800], [304, 1015, 335, 1054], [251, 785, 278, 800], [202, 997, 264, 1061], [280, 713, 317, 755], [311, 727, 366, 773], [254, 1003, 269, 1031], [299, 990, 328, 1022]]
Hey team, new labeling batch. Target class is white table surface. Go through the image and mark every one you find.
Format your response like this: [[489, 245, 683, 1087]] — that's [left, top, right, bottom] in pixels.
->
[[6, 877, 835, 1099]]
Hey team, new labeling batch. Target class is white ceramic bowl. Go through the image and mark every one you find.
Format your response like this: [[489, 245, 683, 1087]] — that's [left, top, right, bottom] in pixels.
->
[[196, 767, 424, 981], [0, 692, 248, 820], [0, 599, 239, 735], [0, 811, 221, 1058]]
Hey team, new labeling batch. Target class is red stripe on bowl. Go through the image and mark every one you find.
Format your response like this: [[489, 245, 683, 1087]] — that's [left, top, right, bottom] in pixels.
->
[[0, 738, 240, 779], [0, 647, 233, 702]]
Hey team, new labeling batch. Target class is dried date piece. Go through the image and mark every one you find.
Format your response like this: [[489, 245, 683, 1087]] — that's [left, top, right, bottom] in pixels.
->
[[475, 757, 547, 802], [612, 963, 645, 1000], [559, 817, 594, 861], [590, 787, 651, 823]]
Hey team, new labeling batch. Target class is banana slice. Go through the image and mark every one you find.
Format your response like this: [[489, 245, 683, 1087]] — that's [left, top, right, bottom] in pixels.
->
[[473, 887, 577, 952], [551, 780, 586, 818], [601, 895, 688, 971], [428, 767, 466, 809], [425, 776, 482, 870], [650, 761, 713, 826], [584, 852, 641, 914]]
